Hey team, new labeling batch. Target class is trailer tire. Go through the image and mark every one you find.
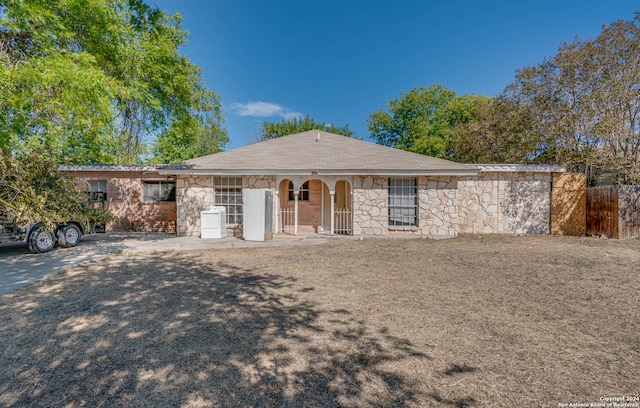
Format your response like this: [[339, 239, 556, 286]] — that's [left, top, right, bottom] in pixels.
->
[[57, 224, 81, 248], [28, 227, 56, 254]]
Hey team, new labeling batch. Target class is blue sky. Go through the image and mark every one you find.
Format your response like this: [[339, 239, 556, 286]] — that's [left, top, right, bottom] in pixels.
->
[[151, 1, 637, 150]]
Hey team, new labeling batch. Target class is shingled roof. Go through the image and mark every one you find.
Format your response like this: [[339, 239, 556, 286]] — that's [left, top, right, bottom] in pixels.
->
[[158, 130, 478, 176]]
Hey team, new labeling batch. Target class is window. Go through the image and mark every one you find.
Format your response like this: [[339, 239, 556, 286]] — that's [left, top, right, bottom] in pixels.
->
[[215, 176, 243, 225], [143, 181, 176, 202], [288, 180, 309, 201], [87, 180, 107, 202], [388, 178, 418, 227]]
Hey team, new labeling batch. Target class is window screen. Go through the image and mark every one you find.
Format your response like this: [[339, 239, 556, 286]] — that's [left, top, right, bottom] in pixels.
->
[[388, 178, 418, 227]]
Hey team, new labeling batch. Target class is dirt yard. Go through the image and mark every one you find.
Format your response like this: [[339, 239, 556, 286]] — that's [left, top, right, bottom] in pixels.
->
[[0, 235, 638, 407]]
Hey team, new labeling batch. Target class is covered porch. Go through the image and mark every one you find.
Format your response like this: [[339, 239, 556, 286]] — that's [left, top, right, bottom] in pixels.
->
[[275, 176, 352, 236]]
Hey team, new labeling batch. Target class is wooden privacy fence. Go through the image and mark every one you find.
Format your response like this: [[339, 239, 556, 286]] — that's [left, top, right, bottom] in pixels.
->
[[587, 186, 618, 238], [587, 185, 640, 239], [618, 186, 640, 239]]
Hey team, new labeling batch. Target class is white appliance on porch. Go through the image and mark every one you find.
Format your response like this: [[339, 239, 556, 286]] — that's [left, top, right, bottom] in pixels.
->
[[242, 189, 274, 242]]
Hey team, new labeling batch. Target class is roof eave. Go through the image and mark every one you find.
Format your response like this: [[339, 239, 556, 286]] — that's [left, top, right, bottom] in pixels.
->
[[158, 168, 480, 177], [475, 164, 566, 173]]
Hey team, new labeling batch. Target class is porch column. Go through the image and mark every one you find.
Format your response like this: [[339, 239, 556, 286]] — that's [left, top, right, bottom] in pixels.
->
[[330, 190, 335, 235], [294, 192, 299, 235], [274, 192, 279, 234]]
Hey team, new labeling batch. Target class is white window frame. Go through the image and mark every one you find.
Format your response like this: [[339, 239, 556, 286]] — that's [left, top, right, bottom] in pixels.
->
[[388, 178, 418, 227], [214, 176, 243, 225], [288, 180, 309, 201]]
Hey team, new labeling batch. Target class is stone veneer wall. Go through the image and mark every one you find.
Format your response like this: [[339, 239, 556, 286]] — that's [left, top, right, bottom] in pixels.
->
[[176, 175, 277, 237], [176, 175, 214, 237], [352, 176, 387, 236], [246, 176, 278, 235], [352, 176, 459, 237], [458, 172, 552, 234], [176, 172, 554, 238], [416, 177, 459, 237]]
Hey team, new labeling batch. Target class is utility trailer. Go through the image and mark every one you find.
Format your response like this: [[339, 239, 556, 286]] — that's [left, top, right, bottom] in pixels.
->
[[0, 220, 104, 254]]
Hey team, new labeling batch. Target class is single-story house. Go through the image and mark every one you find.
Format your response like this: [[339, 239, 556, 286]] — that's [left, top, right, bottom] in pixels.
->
[[63, 129, 577, 238]]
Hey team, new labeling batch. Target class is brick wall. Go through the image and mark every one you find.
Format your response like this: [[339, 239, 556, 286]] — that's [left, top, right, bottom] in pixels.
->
[[278, 179, 323, 232], [70, 171, 176, 233]]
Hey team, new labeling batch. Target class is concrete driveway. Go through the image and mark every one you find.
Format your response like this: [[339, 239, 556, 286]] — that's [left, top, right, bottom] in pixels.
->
[[0, 232, 333, 296]]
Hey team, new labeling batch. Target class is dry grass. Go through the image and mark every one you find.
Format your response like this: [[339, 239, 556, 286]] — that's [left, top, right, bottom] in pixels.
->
[[0, 234, 638, 407]]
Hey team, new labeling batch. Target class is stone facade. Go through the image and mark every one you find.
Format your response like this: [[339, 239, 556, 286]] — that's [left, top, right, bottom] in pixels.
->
[[352, 176, 387, 236], [67, 166, 563, 239], [351, 176, 459, 237], [458, 172, 552, 234], [246, 175, 276, 190], [176, 175, 214, 236], [62, 159, 573, 240], [417, 177, 458, 237], [176, 175, 279, 237]]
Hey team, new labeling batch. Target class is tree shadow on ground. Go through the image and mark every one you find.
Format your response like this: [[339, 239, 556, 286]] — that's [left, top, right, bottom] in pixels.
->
[[0, 252, 453, 407]]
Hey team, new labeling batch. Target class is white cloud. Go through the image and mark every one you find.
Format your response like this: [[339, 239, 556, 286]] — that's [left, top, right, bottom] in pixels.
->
[[231, 101, 303, 120], [280, 110, 304, 120]]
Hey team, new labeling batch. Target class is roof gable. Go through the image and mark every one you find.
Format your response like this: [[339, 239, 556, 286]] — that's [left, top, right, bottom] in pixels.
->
[[162, 130, 478, 176]]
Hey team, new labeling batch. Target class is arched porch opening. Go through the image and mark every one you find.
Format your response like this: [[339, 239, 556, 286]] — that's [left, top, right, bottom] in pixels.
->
[[276, 177, 352, 235], [322, 180, 352, 235]]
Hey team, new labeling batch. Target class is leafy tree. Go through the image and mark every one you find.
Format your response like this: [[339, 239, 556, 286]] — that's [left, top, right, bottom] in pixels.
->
[[503, 12, 640, 184], [256, 114, 354, 141], [0, 151, 113, 229], [0, 0, 227, 164], [151, 102, 229, 163], [450, 97, 543, 163], [367, 84, 483, 158]]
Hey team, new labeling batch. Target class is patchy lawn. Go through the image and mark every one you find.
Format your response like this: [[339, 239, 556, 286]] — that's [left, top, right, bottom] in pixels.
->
[[0, 235, 638, 407]]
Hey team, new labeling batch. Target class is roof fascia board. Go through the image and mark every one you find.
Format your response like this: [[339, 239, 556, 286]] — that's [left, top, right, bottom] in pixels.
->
[[158, 169, 480, 177], [476, 164, 566, 173], [58, 165, 165, 172]]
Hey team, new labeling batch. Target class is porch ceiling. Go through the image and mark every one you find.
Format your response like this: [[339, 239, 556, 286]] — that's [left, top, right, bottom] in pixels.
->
[[158, 130, 479, 177]]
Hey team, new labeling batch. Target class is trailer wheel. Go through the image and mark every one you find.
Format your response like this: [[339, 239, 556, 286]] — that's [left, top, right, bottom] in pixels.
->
[[57, 224, 81, 248], [28, 227, 56, 254]]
